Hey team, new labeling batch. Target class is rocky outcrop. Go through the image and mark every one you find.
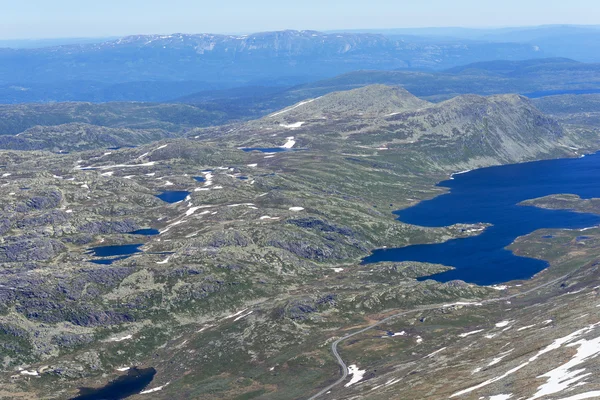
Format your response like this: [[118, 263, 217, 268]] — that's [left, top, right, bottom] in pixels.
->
[[77, 219, 140, 234], [0, 237, 65, 262]]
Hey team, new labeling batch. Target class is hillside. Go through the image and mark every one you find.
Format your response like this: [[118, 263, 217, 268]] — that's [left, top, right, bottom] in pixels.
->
[[0, 30, 547, 104], [0, 123, 176, 152], [175, 58, 600, 121], [0, 102, 229, 135], [0, 30, 544, 84], [200, 85, 584, 171], [1, 84, 600, 400]]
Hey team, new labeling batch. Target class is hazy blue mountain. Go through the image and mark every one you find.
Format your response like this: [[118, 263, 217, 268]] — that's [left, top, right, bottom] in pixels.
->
[[174, 58, 600, 120], [0, 80, 266, 104], [3, 28, 600, 105], [340, 24, 600, 41], [0, 37, 116, 49], [347, 25, 600, 63], [0, 30, 546, 104]]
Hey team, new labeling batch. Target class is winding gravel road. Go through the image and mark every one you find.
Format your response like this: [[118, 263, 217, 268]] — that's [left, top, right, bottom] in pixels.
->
[[307, 270, 578, 400]]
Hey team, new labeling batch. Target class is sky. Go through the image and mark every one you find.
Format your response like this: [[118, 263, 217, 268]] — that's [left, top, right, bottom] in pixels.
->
[[1, 0, 600, 39]]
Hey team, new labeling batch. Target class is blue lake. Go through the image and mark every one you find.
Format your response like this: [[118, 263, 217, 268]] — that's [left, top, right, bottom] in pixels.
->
[[193, 176, 206, 182], [129, 228, 160, 236], [87, 244, 143, 258], [156, 191, 190, 203], [241, 147, 291, 153], [362, 153, 600, 285], [70, 367, 156, 400]]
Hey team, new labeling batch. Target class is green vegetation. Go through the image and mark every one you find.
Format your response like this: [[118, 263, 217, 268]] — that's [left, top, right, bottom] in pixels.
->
[[0, 84, 599, 400]]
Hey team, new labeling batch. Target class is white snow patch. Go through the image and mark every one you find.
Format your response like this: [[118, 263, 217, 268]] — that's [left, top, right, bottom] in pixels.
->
[[247, 163, 258, 167], [155, 144, 168, 150], [196, 325, 213, 333], [495, 321, 512, 328], [385, 378, 401, 386], [332, 268, 344, 273], [101, 171, 114, 176], [234, 310, 253, 322], [489, 285, 508, 291], [280, 121, 305, 129], [460, 329, 485, 338], [156, 257, 171, 265], [186, 207, 203, 216], [269, 99, 316, 117], [518, 324, 537, 331], [345, 364, 366, 387], [450, 169, 472, 179], [225, 309, 248, 319], [159, 219, 186, 234], [528, 327, 600, 399], [260, 216, 279, 220], [451, 361, 530, 397], [140, 382, 170, 394], [289, 207, 305, 212], [425, 347, 447, 358], [554, 391, 600, 400], [488, 349, 513, 367], [579, 226, 598, 232], [415, 335, 423, 344], [108, 334, 133, 342], [452, 322, 600, 398], [20, 370, 38, 376], [2, 173, 11, 178], [489, 395, 512, 400], [281, 136, 296, 149], [228, 203, 255, 207], [116, 367, 130, 372]]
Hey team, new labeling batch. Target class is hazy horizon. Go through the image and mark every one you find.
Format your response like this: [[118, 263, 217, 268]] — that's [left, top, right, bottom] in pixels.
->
[[0, 24, 599, 42], [2, 0, 600, 40]]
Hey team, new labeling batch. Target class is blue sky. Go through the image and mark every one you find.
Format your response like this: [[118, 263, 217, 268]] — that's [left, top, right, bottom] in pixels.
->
[[2, 0, 599, 39]]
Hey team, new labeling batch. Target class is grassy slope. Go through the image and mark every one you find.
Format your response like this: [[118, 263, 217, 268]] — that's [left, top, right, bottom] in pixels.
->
[[0, 85, 600, 399]]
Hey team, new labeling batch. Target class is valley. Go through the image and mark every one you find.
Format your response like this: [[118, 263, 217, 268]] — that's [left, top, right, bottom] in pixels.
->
[[0, 82, 599, 400]]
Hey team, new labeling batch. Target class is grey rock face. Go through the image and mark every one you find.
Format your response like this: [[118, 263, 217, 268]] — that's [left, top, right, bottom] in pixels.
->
[[16, 191, 62, 212], [286, 217, 354, 236], [16, 210, 70, 229], [77, 219, 140, 234], [0, 237, 66, 262]]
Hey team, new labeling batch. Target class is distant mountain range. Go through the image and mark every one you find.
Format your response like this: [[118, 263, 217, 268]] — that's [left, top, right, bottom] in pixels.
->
[[1, 27, 600, 105], [0, 30, 546, 102], [1, 58, 599, 132], [173, 58, 600, 121]]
